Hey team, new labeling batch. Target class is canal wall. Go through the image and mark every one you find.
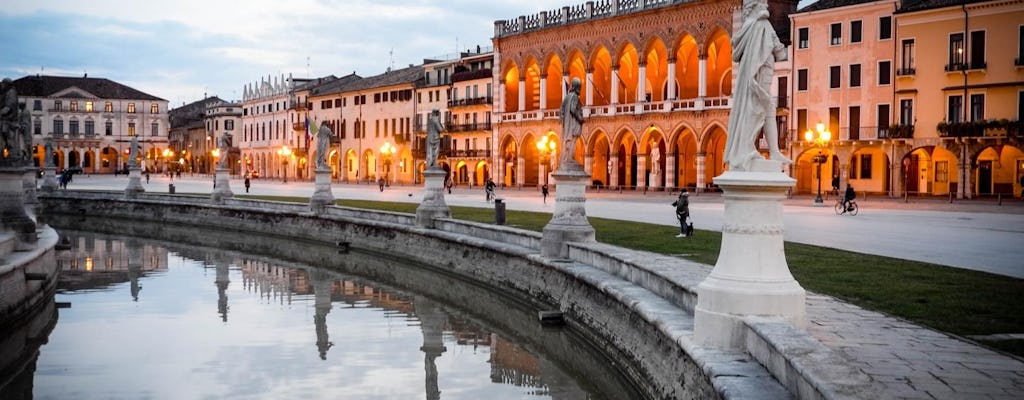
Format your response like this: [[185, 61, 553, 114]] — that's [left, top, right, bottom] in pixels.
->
[[39, 190, 875, 400], [0, 227, 59, 330]]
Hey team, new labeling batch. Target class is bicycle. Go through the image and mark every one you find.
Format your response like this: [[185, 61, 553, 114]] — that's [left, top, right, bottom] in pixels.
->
[[834, 199, 858, 215]]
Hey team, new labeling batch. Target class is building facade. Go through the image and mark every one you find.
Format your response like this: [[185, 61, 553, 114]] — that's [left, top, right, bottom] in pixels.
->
[[13, 75, 169, 173], [492, 0, 798, 190]]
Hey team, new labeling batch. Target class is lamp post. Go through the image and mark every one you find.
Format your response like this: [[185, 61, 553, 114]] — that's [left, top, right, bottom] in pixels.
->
[[380, 142, 395, 185], [804, 122, 832, 205], [536, 135, 556, 185], [277, 145, 291, 183]]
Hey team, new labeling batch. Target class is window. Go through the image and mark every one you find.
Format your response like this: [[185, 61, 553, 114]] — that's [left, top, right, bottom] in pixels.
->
[[948, 95, 963, 123], [849, 106, 860, 140], [830, 66, 841, 88], [797, 109, 807, 137], [859, 154, 872, 179], [1018, 26, 1024, 65], [829, 107, 840, 137], [949, 33, 965, 69], [151, 122, 158, 136], [877, 104, 890, 136], [900, 39, 915, 74], [34, 120, 41, 135], [127, 103, 136, 113], [54, 100, 62, 111], [970, 30, 986, 69], [85, 120, 94, 135], [85, 101, 93, 112], [935, 161, 948, 183], [851, 21, 862, 43], [830, 23, 842, 45], [70, 101, 78, 111], [53, 119, 63, 134], [878, 61, 891, 85], [374, 93, 381, 103], [375, 120, 380, 137], [899, 99, 913, 125], [850, 64, 861, 87], [105, 102, 113, 112], [797, 69, 808, 91], [970, 94, 984, 121], [33, 100, 41, 110], [879, 16, 892, 40], [70, 120, 79, 135], [225, 120, 234, 131], [797, 27, 808, 48], [105, 121, 113, 135], [150, 104, 158, 114]]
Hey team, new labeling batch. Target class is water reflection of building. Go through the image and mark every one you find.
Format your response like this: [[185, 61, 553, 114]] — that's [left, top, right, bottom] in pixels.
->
[[56, 234, 169, 297]]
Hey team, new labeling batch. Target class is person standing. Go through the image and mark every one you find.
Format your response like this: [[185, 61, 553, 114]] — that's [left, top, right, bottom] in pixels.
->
[[378, 177, 385, 192], [244, 175, 251, 193], [485, 178, 496, 202], [541, 184, 549, 204], [672, 189, 691, 237]]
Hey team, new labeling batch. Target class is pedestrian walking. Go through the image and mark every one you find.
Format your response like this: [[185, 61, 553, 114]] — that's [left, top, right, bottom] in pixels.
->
[[145, 171, 150, 184], [541, 184, 549, 204], [672, 189, 691, 237], [244, 176, 251, 193], [378, 177, 385, 192], [485, 178, 496, 202]]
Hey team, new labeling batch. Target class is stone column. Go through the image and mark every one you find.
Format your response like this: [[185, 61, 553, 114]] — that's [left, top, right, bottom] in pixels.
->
[[22, 170, 37, 206], [518, 78, 526, 112], [539, 77, 547, 110], [416, 167, 451, 228], [667, 60, 677, 100], [583, 155, 593, 176], [610, 67, 620, 105], [540, 161, 595, 259], [694, 159, 805, 349], [609, 155, 619, 187], [698, 56, 708, 98], [666, 153, 677, 189], [210, 166, 233, 203], [695, 152, 706, 192], [585, 70, 594, 106], [637, 155, 648, 188], [310, 167, 334, 213], [637, 63, 647, 103], [516, 156, 525, 187]]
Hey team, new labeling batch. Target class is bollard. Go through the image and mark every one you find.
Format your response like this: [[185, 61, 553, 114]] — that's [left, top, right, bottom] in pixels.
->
[[494, 198, 506, 225], [169, 184, 175, 194]]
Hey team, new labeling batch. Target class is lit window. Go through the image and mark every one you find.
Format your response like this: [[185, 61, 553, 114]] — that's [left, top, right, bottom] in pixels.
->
[[85, 101, 93, 112], [948, 33, 965, 70], [151, 104, 159, 114], [105, 102, 113, 112], [127, 103, 136, 113], [70, 101, 78, 111], [128, 122, 136, 136]]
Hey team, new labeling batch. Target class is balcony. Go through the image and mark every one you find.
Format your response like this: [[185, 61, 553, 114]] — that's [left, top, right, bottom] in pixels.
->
[[944, 63, 966, 72], [451, 68, 492, 83], [445, 122, 493, 133], [895, 67, 916, 76], [447, 96, 493, 108], [945, 61, 987, 72], [937, 119, 1021, 138], [879, 124, 914, 139], [449, 149, 492, 158]]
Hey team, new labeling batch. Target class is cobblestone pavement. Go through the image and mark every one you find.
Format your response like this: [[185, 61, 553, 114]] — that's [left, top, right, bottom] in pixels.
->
[[54, 174, 1024, 398]]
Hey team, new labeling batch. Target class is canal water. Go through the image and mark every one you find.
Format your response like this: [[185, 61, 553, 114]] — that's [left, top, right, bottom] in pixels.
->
[[2, 225, 641, 399]]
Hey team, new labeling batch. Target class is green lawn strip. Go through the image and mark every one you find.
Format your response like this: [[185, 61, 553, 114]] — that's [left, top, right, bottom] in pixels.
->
[[241, 195, 1024, 353]]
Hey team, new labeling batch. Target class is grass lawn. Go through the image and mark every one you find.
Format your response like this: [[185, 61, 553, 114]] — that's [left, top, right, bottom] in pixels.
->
[[245, 195, 1024, 357]]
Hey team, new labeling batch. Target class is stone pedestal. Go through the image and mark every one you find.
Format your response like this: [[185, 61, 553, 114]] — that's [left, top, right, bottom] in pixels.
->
[[694, 159, 805, 349], [22, 170, 37, 205], [416, 168, 451, 228], [649, 171, 662, 189], [124, 167, 145, 198], [40, 167, 58, 193], [540, 162, 595, 259], [0, 167, 37, 250], [310, 168, 335, 212], [211, 167, 233, 203]]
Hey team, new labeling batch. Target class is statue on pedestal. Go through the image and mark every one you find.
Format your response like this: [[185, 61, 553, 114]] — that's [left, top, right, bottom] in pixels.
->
[[218, 132, 231, 169], [723, 0, 792, 171], [426, 109, 443, 169], [128, 135, 140, 168], [315, 123, 331, 169]]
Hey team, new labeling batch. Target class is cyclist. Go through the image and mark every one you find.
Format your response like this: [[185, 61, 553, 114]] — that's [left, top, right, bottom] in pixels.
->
[[484, 178, 496, 202], [841, 184, 856, 214]]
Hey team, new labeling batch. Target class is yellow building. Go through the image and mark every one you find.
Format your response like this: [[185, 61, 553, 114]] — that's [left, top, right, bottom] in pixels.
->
[[895, 0, 1024, 198]]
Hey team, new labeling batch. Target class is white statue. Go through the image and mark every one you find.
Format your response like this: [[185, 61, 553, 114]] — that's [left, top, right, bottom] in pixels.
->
[[723, 0, 791, 171], [315, 123, 331, 169], [128, 135, 140, 167], [559, 78, 584, 166], [426, 109, 443, 168], [650, 143, 661, 175], [218, 132, 231, 168]]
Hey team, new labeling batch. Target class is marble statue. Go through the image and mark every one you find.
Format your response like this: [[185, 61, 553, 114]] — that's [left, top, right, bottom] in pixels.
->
[[723, 0, 791, 171], [128, 135, 140, 167], [559, 77, 584, 166], [218, 132, 231, 168], [0, 78, 17, 156], [426, 109, 443, 168], [315, 123, 331, 169], [44, 136, 53, 167], [650, 143, 661, 174]]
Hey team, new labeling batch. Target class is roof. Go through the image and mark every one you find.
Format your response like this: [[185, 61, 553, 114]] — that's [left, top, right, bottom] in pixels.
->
[[340, 65, 424, 93], [169, 96, 225, 128], [897, 0, 992, 13], [11, 75, 165, 101], [798, 0, 884, 12], [309, 73, 363, 96]]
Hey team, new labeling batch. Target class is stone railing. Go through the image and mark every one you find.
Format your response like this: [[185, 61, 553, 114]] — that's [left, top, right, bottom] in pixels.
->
[[495, 0, 681, 38]]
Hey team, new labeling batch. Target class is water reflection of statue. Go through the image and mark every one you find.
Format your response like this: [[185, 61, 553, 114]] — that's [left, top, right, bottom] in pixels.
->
[[724, 0, 792, 171], [426, 109, 443, 168], [218, 132, 231, 169], [650, 143, 661, 174], [559, 78, 584, 166], [315, 123, 331, 169], [128, 135, 140, 168]]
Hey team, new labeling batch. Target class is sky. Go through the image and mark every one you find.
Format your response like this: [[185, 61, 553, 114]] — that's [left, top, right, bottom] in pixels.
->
[[0, 0, 816, 109]]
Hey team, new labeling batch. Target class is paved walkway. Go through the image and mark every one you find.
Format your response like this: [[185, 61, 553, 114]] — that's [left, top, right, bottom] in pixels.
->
[[53, 173, 1024, 399]]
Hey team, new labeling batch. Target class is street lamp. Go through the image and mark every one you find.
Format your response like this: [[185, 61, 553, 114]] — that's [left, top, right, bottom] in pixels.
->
[[277, 145, 291, 183], [536, 135, 557, 185], [379, 142, 395, 185], [211, 148, 221, 175], [804, 122, 832, 205]]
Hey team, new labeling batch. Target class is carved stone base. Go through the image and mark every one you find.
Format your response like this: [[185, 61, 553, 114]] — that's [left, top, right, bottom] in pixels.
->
[[211, 168, 234, 203], [40, 167, 58, 193], [541, 162, 595, 259], [694, 159, 805, 349], [22, 170, 37, 205], [124, 167, 145, 198], [310, 168, 335, 212], [0, 167, 37, 249], [416, 168, 451, 228]]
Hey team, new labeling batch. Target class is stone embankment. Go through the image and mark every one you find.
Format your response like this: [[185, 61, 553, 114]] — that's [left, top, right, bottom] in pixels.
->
[[40, 190, 889, 400]]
